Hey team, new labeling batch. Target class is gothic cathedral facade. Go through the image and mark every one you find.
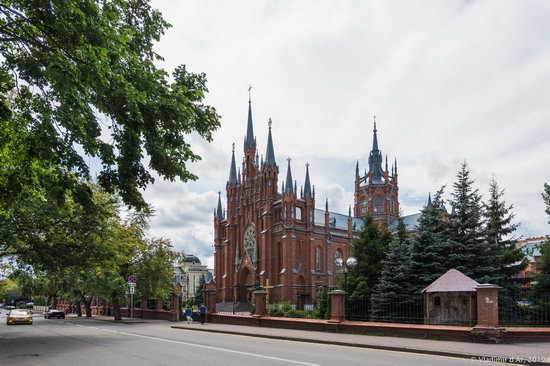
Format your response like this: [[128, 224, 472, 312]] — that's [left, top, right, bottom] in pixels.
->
[[213, 97, 400, 307]]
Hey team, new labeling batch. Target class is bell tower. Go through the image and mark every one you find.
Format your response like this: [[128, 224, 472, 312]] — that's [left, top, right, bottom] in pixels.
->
[[354, 116, 399, 225]]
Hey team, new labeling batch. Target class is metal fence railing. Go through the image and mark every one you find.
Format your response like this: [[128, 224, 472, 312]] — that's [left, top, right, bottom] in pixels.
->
[[500, 295, 550, 327], [266, 302, 322, 319], [346, 296, 425, 324]]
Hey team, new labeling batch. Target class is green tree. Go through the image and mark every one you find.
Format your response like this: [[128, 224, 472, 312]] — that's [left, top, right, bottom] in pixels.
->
[[194, 275, 205, 305], [347, 215, 391, 310], [448, 162, 495, 282], [0, 0, 220, 209], [370, 219, 415, 321], [535, 183, 550, 297], [0, 278, 20, 303], [408, 188, 451, 294], [135, 238, 177, 302], [483, 178, 525, 302]]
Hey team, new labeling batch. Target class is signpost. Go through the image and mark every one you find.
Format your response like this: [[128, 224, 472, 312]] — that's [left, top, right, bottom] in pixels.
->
[[128, 275, 137, 319]]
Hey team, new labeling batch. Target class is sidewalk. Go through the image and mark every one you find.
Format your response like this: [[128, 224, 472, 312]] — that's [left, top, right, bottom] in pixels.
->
[[64, 313, 165, 324], [172, 322, 550, 365]]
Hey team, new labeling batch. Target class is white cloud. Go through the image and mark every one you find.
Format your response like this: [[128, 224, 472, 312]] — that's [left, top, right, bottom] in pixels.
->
[[140, 0, 550, 261]]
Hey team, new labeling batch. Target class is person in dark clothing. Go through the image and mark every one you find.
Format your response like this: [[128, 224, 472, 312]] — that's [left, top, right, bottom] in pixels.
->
[[184, 306, 193, 324], [199, 304, 207, 324]]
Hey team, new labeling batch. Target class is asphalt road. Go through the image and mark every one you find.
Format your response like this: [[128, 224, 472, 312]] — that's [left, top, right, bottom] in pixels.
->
[[0, 312, 514, 366]]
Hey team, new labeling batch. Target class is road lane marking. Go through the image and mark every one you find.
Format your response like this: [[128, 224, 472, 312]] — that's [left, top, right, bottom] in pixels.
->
[[58, 321, 319, 366]]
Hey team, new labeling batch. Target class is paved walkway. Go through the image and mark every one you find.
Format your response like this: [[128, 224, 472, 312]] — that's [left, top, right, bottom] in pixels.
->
[[172, 322, 550, 365]]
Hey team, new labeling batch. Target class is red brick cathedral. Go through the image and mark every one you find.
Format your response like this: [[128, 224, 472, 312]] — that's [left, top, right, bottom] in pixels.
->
[[213, 96, 400, 307]]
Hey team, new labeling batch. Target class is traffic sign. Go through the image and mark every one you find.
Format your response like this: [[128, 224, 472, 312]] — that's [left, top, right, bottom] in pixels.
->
[[128, 283, 136, 288], [127, 274, 137, 284], [129, 286, 135, 294]]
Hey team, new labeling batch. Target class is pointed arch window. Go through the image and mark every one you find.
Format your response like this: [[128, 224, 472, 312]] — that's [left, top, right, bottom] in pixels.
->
[[315, 247, 321, 272], [374, 196, 384, 212]]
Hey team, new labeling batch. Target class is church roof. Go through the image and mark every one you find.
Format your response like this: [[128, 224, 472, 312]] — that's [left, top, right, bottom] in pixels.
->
[[389, 213, 421, 232], [313, 209, 364, 230], [422, 269, 479, 293]]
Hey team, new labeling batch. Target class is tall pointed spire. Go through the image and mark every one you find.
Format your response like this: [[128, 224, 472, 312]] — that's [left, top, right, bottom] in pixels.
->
[[372, 115, 379, 152], [303, 163, 312, 199], [265, 118, 276, 166], [355, 160, 359, 177], [244, 84, 255, 149], [427, 192, 432, 207], [216, 191, 223, 219], [368, 115, 384, 183], [284, 158, 293, 194], [228, 143, 237, 186]]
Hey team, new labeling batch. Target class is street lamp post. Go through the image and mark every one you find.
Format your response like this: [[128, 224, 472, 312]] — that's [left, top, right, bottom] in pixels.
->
[[335, 256, 357, 290]]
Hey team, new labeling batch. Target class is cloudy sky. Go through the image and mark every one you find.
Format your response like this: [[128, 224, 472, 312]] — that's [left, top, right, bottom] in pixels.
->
[[140, 0, 550, 269]]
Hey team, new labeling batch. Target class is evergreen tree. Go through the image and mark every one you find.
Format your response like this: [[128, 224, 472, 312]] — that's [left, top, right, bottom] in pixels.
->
[[535, 183, 550, 297], [483, 178, 525, 300], [194, 275, 205, 305], [409, 187, 451, 294], [370, 219, 415, 321], [347, 215, 391, 307], [448, 162, 495, 282]]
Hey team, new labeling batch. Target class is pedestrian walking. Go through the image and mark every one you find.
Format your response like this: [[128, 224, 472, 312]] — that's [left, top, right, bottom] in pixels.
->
[[185, 306, 193, 324], [199, 303, 207, 325]]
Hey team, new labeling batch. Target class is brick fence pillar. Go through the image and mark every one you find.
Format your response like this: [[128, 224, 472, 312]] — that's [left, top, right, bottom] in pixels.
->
[[205, 289, 217, 313], [472, 284, 504, 343], [253, 290, 267, 317], [329, 290, 347, 322], [171, 293, 181, 322]]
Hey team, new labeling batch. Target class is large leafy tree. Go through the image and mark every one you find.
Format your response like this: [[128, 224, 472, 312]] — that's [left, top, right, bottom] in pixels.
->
[[483, 178, 525, 300], [0, 0, 220, 210], [135, 238, 177, 302], [370, 219, 415, 321], [448, 162, 495, 282], [347, 215, 391, 308]]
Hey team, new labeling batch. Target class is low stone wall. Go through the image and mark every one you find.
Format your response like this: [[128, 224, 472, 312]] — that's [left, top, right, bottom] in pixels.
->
[[208, 313, 550, 343], [119, 307, 176, 321]]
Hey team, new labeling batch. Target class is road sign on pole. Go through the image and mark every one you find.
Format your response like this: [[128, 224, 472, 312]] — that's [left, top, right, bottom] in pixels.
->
[[127, 274, 137, 284]]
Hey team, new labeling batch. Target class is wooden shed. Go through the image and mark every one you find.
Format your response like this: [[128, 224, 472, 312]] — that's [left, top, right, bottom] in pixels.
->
[[422, 269, 478, 326]]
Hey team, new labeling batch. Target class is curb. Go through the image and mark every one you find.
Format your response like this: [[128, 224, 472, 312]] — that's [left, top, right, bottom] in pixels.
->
[[171, 325, 549, 366]]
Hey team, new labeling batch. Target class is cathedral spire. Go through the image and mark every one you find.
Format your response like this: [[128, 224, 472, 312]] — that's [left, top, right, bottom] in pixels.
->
[[284, 158, 293, 194], [368, 116, 384, 183], [228, 143, 237, 186], [216, 191, 223, 219], [355, 160, 359, 177], [427, 192, 433, 207], [303, 163, 312, 199], [265, 118, 276, 166], [372, 116, 379, 152], [244, 85, 255, 150]]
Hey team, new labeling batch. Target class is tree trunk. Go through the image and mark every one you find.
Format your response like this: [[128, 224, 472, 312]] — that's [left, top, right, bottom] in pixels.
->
[[111, 293, 122, 321], [76, 300, 82, 317], [51, 296, 58, 309], [81, 295, 92, 318]]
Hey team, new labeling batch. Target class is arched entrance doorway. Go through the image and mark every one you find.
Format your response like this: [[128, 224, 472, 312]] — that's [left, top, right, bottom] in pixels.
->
[[237, 267, 254, 302]]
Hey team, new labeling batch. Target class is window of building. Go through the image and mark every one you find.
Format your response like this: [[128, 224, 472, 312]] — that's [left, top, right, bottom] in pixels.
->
[[315, 247, 321, 271], [296, 208, 302, 221], [309, 209, 313, 223], [374, 196, 384, 212], [277, 243, 283, 273], [335, 249, 342, 259]]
